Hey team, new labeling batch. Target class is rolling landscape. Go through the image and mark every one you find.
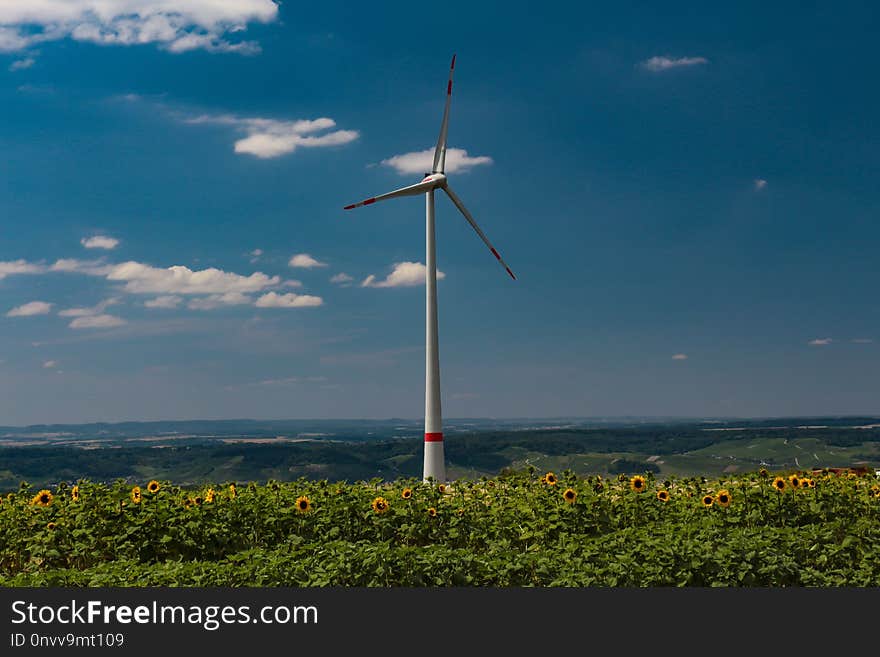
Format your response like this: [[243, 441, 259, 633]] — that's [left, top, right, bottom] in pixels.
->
[[1, 416, 879, 489]]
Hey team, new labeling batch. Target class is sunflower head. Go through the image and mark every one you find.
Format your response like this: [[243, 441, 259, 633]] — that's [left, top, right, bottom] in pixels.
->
[[788, 475, 800, 489], [759, 468, 769, 478], [808, 478, 816, 489], [630, 475, 647, 493], [716, 489, 731, 508], [562, 488, 577, 504], [71, 485, 80, 502], [147, 480, 160, 494], [46, 522, 56, 530], [437, 484, 446, 494], [229, 483, 237, 499], [427, 507, 437, 517], [401, 488, 413, 500], [701, 494, 714, 507], [543, 472, 558, 486], [31, 489, 54, 507], [773, 476, 786, 492], [193, 496, 203, 506], [295, 495, 312, 513], [205, 488, 215, 503], [371, 496, 389, 514], [657, 490, 670, 502], [130, 486, 142, 504]]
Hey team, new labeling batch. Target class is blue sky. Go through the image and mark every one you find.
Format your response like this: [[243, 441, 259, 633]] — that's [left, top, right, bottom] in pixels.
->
[[1, 1, 878, 424]]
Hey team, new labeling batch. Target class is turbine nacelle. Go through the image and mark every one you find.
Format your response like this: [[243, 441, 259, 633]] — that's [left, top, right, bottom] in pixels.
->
[[420, 173, 447, 188]]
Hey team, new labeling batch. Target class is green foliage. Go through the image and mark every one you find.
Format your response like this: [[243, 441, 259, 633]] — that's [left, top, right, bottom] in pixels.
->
[[1, 470, 879, 586]]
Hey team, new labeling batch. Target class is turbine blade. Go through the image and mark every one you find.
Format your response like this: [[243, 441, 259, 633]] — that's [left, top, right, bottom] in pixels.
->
[[343, 179, 434, 210], [443, 185, 516, 280], [431, 54, 456, 174]]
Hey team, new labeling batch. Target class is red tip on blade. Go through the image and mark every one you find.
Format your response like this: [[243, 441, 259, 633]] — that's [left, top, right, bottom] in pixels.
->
[[343, 204, 355, 210], [451, 54, 456, 69], [447, 80, 452, 95], [364, 198, 376, 206], [506, 267, 517, 280], [490, 247, 501, 260]]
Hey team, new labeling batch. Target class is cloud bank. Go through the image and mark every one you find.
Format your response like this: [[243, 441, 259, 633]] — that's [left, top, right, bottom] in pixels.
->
[[0, 1, 279, 54]]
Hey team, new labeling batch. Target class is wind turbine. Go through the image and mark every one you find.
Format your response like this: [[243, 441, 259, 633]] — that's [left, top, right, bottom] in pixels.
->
[[343, 55, 516, 483]]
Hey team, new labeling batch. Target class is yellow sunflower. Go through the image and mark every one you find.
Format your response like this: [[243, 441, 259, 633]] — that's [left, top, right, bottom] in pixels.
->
[[543, 472, 558, 486], [372, 496, 389, 514], [130, 486, 142, 504], [788, 474, 800, 489], [562, 488, 577, 504], [656, 490, 670, 502], [773, 476, 786, 492], [31, 489, 54, 507], [701, 494, 714, 507], [401, 488, 413, 500], [630, 475, 647, 493], [46, 522, 56, 530], [807, 478, 816, 489], [437, 484, 447, 494], [204, 488, 215, 503], [759, 468, 769, 478], [295, 495, 312, 513], [427, 507, 437, 517], [229, 483, 237, 499], [147, 480, 160, 494], [71, 485, 80, 502], [800, 478, 813, 490], [715, 489, 731, 508]]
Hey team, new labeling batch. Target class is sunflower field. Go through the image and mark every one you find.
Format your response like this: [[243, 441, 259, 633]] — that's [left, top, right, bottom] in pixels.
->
[[1, 468, 879, 586]]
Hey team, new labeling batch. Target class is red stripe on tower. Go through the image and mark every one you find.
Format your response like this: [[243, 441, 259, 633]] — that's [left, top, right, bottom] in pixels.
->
[[424, 432, 444, 442]]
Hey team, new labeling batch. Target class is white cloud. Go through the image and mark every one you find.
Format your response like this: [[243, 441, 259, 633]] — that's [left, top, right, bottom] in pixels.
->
[[671, 353, 688, 360], [81, 235, 119, 250], [282, 280, 303, 288], [808, 338, 832, 346], [640, 56, 709, 72], [330, 272, 353, 285], [254, 292, 323, 308], [187, 292, 252, 310], [380, 147, 493, 175], [361, 262, 445, 288], [0, 1, 279, 54], [42, 360, 57, 369], [6, 301, 53, 317], [50, 259, 114, 275], [58, 297, 119, 317], [0, 259, 45, 279], [288, 253, 327, 269], [754, 179, 768, 191], [144, 295, 183, 309], [106, 261, 280, 294], [68, 314, 127, 329], [184, 114, 358, 158], [248, 248, 262, 263], [8, 57, 34, 71]]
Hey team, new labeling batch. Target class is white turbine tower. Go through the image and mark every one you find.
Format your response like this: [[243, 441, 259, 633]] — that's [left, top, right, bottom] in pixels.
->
[[343, 55, 516, 483]]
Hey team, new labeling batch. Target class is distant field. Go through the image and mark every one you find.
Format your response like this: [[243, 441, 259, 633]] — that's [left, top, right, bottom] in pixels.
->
[[1, 419, 879, 489]]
